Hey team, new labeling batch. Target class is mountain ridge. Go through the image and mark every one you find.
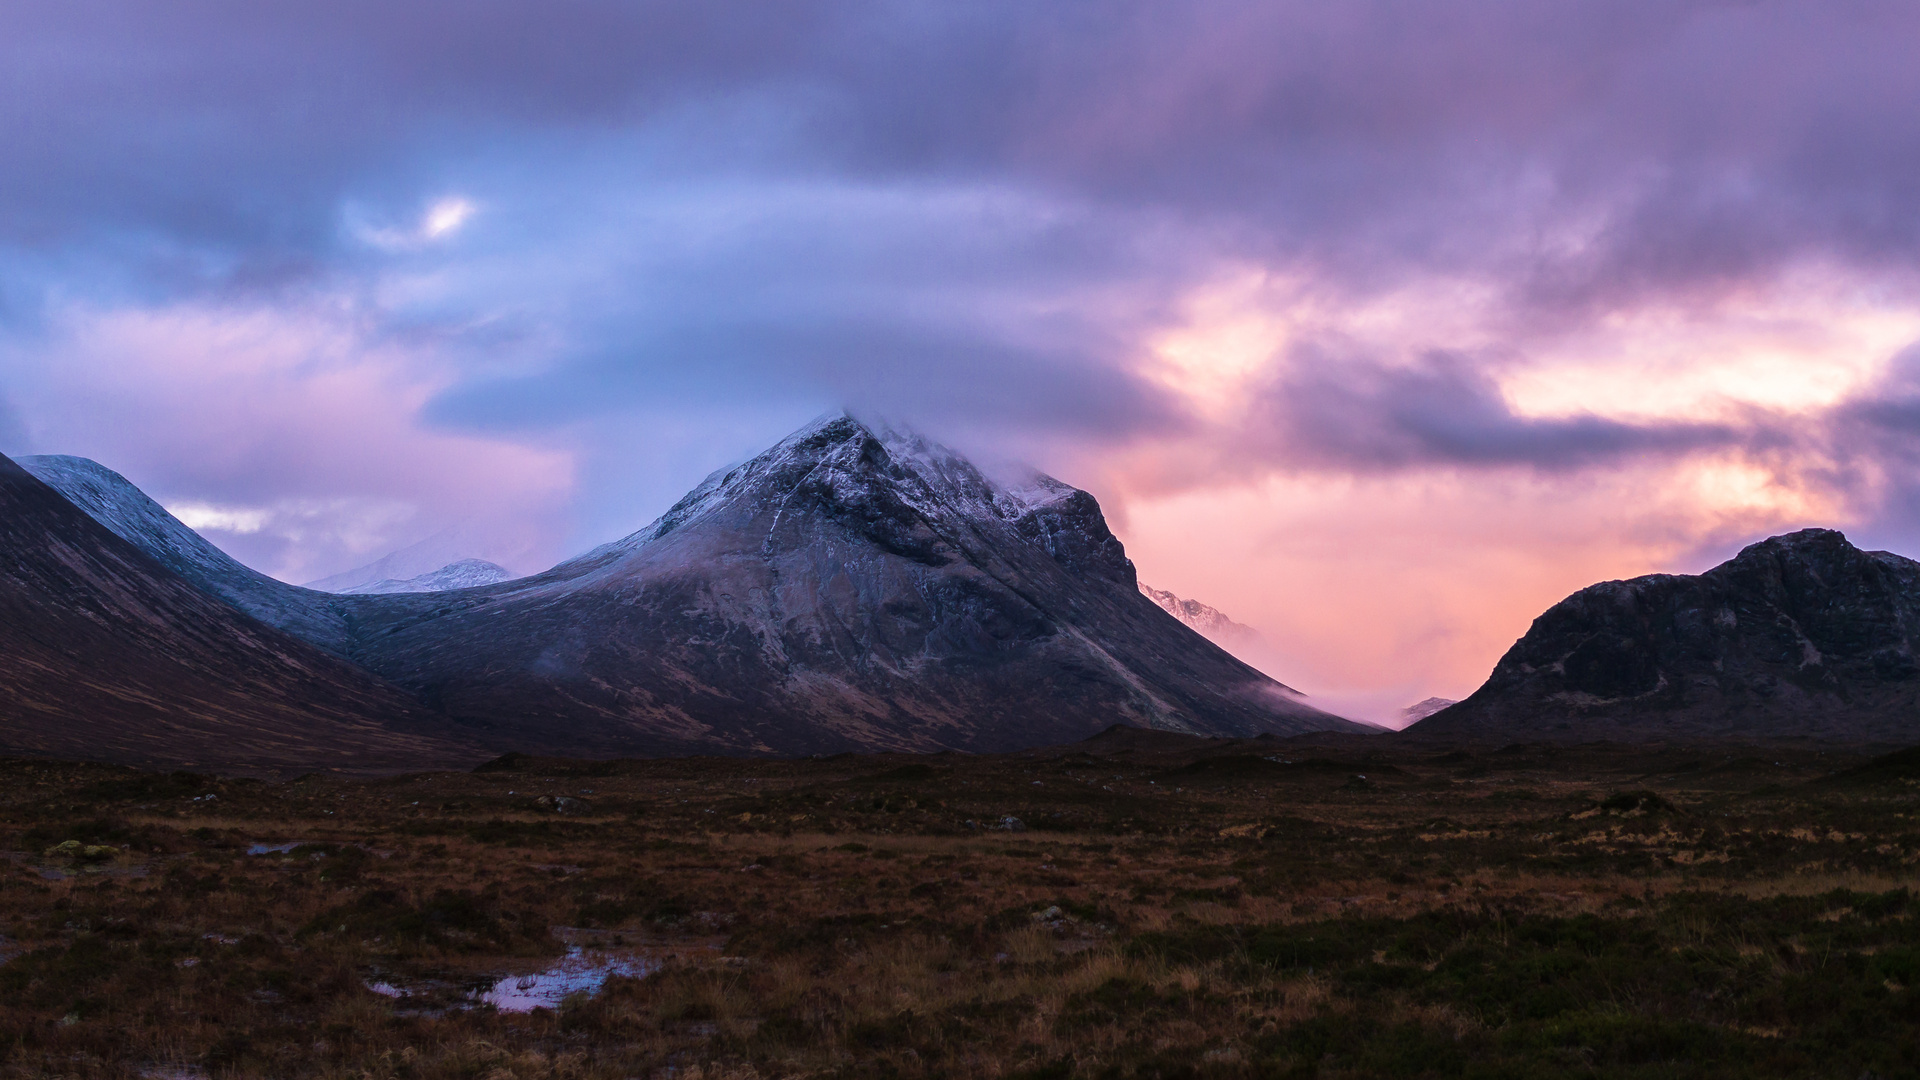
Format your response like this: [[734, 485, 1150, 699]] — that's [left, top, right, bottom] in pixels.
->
[[18, 455, 361, 653], [0, 452, 479, 770], [1415, 528, 1920, 741]]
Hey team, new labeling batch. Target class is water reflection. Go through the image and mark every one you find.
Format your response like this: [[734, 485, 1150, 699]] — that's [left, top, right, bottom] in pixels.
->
[[471, 947, 660, 1012], [363, 930, 721, 1013]]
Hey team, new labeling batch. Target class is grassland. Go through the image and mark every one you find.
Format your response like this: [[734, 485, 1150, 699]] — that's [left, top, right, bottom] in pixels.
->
[[4, 728, 1920, 1078]]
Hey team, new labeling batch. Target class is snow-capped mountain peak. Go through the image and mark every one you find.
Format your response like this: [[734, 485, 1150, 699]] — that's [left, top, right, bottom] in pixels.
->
[[1139, 584, 1261, 646], [557, 413, 1128, 583], [1399, 697, 1458, 724], [338, 558, 516, 595]]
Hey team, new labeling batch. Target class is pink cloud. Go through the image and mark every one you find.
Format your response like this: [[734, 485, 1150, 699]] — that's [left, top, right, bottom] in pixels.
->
[[6, 299, 574, 582]]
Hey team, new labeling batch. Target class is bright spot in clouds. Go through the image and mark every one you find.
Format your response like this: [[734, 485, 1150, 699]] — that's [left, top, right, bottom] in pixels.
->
[[353, 196, 479, 250], [167, 503, 270, 534], [421, 197, 476, 240]]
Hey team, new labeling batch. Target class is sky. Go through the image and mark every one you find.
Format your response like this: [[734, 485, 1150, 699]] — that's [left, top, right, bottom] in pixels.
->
[[7, 1, 1920, 723]]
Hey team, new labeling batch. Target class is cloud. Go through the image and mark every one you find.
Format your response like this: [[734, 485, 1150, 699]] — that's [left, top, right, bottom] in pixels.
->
[[1250, 347, 1742, 472], [0, 300, 574, 583], [13, 0, 1920, 705], [0, 393, 28, 455], [166, 502, 272, 534], [351, 196, 481, 251]]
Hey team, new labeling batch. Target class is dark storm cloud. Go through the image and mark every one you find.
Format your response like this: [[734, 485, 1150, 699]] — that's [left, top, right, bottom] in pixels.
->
[[1821, 346, 1920, 547], [13, 2, 1920, 282], [0, 0, 843, 249], [9, 0, 1920, 493], [1249, 348, 1743, 473], [429, 314, 1177, 441]]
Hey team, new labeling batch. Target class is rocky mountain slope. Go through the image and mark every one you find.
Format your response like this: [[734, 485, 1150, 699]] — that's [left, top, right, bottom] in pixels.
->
[[0, 453, 477, 770], [1414, 529, 1920, 741], [339, 559, 516, 595], [1139, 584, 1262, 646]]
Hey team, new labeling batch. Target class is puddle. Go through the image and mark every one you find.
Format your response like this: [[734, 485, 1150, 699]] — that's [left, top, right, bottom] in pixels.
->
[[137, 1067, 208, 1080], [471, 947, 660, 1012], [247, 840, 392, 859], [363, 929, 723, 1013]]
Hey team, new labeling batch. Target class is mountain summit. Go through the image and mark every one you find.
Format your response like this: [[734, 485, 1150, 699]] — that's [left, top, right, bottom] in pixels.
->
[[1415, 529, 1920, 741], [348, 414, 1363, 753]]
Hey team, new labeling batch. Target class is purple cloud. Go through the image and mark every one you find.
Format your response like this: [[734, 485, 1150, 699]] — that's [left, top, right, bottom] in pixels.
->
[[5, 0, 1920, 606]]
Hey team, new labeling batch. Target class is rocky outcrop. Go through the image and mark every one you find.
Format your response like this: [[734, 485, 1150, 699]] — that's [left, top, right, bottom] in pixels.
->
[[1414, 529, 1920, 741]]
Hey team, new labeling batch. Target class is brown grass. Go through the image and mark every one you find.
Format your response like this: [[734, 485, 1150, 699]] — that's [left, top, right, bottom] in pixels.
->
[[2, 736, 1918, 1077]]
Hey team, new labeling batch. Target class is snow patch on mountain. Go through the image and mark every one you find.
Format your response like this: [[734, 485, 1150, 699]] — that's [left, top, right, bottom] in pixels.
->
[[555, 413, 1125, 582], [304, 522, 529, 592], [1139, 584, 1261, 646], [340, 559, 516, 594], [1399, 697, 1458, 724]]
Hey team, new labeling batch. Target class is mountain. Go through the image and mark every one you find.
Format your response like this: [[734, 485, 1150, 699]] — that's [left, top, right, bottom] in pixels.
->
[[1139, 584, 1262, 647], [1414, 529, 1920, 741], [0, 452, 476, 770], [338, 559, 516, 595], [27, 416, 1362, 756], [1398, 697, 1457, 725], [304, 521, 533, 593], [343, 415, 1364, 754], [18, 455, 358, 653]]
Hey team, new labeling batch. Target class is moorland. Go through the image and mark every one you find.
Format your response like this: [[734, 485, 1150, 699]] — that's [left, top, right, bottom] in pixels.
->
[[6, 727, 1920, 1079]]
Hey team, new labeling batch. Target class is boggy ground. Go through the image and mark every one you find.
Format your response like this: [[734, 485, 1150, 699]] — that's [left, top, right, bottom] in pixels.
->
[[5, 726, 1920, 1079]]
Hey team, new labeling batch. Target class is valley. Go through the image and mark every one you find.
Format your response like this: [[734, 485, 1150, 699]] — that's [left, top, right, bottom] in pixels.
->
[[5, 729, 1919, 1078]]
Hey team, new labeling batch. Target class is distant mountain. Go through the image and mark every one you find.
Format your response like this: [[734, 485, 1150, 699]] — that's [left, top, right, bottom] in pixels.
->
[[339, 559, 516, 595], [304, 522, 530, 593], [0, 452, 476, 770], [1399, 697, 1457, 725], [345, 414, 1364, 754], [1414, 529, 1920, 741], [1139, 584, 1262, 646]]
